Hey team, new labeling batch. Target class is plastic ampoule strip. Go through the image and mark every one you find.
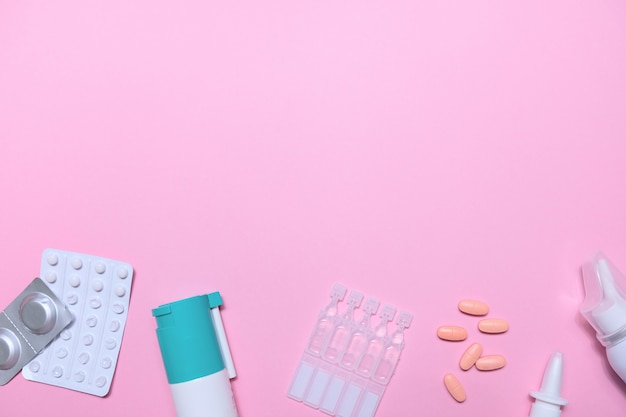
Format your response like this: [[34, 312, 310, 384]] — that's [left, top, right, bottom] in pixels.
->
[[372, 311, 412, 384], [356, 304, 396, 378], [307, 284, 347, 356], [323, 290, 363, 363], [338, 297, 380, 371]]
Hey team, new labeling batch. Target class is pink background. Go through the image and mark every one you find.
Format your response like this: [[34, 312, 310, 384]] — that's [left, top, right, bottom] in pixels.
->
[[1, 0, 625, 416]]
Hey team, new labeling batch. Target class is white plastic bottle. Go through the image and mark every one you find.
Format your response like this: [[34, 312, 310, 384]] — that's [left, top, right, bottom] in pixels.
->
[[153, 292, 238, 417], [580, 252, 626, 382]]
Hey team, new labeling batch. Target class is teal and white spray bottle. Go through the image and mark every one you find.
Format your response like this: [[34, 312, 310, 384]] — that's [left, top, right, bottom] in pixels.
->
[[152, 292, 238, 417]]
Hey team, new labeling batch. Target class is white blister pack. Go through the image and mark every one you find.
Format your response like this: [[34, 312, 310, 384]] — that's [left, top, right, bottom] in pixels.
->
[[22, 248, 134, 396]]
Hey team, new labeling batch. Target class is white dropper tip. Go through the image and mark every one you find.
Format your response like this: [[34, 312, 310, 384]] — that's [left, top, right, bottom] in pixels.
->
[[529, 352, 567, 417]]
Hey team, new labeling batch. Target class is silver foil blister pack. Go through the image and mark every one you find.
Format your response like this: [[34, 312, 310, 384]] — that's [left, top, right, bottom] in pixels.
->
[[0, 278, 73, 385]]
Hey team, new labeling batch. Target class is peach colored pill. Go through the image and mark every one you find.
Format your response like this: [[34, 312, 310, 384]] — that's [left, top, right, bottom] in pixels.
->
[[478, 318, 509, 334], [437, 326, 468, 341], [444, 373, 466, 402], [457, 299, 489, 316], [459, 343, 483, 370], [475, 355, 506, 371]]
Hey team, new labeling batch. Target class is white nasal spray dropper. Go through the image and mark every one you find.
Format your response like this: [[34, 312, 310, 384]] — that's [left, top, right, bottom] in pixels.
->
[[529, 352, 567, 417], [580, 252, 626, 382]]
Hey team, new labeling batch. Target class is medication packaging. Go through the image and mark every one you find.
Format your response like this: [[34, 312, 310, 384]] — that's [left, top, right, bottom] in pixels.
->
[[22, 249, 134, 396], [288, 284, 412, 417], [0, 278, 73, 385]]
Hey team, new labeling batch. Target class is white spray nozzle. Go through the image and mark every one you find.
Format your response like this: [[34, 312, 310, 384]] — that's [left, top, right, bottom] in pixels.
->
[[529, 352, 567, 417], [210, 306, 237, 379]]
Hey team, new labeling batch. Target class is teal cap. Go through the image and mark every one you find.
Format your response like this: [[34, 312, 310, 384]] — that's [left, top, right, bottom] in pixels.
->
[[152, 293, 225, 384]]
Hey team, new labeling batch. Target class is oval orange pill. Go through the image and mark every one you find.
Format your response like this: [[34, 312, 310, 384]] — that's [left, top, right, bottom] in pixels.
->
[[478, 318, 509, 334], [458, 299, 489, 316], [437, 326, 468, 341], [476, 354, 506, 371], [444, 373, 466, 402], [459, 343, 483, 370]]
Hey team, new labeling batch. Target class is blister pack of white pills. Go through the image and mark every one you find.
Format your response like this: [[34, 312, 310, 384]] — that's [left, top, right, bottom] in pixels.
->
[[288, 284, 412, 417], [22, 248, 134, 396]]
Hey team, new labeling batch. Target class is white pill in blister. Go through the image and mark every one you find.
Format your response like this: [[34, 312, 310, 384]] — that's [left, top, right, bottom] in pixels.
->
[[92, 279, 104, 292], [86, 316, 98, 327], [101, 357, 112, 369], [74, 371, 85, 382], [45, 271, 57, 283], [56, 348, 68, 359], [96, 376, 107, 388], [83, 334, 94, 346], [112, 304, 124, 314], [115, 286, 126, 297], [60, 330, 71, 341], [69, 275, 81, 287], [52, 366, 63, 378], [95, 262, 106, 274], [117, 267, 128, 279], [105, 339, 117, 350], [47, 254, 58, 266], [78, 352, 90, 364], [29, 361, 40, 373], [71, 258, 82, 270], [90, 298, 102, 309], [67, 294, 78, 305], [110, 320, 121, 332]]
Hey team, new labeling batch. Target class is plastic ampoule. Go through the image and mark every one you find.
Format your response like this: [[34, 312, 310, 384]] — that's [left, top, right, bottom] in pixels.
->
[[323, 290, 363, 362], [307, 284, 347, 356], [339, 297, 380, 370], [373, 312, 412, 384], [356, 305, 396, 377]]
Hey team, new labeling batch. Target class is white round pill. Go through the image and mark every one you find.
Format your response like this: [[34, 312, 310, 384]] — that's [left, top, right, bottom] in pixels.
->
[[92, 279, 104, 292], [78, 352, 90, 364], [52, 366, 63, 378], [101, 357, 112, 369], [109, 320, 121, 332], [83, 334, 94, 346], [69, 274, 81, 287], [86, 316, 98, 327], [95, 262, 106, 274], [96, 376, 107, 388], [47, 254, 59, 266], [112, 304, 125, 314], [114, 286, 126, 297], [60, 330, 71, 341], [29, 361, 40, 373], [71, 258, 83, 270], [105, 338, 117, 350], [66, 294, 78, 305], [90, 298, 102, 309], [45, 271, 57, 283], [117, 267, 129, 279], [74, 371, 85, 382], [56, 348, 68, 359]]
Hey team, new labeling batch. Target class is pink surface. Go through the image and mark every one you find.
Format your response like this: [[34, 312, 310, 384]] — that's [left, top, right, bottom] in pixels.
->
[[1, 0, 625, 416]]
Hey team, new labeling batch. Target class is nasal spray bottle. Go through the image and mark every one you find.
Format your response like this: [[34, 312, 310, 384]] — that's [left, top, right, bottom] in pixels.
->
[[152, 292, 239, 417], [580, 252, 626, 382]]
